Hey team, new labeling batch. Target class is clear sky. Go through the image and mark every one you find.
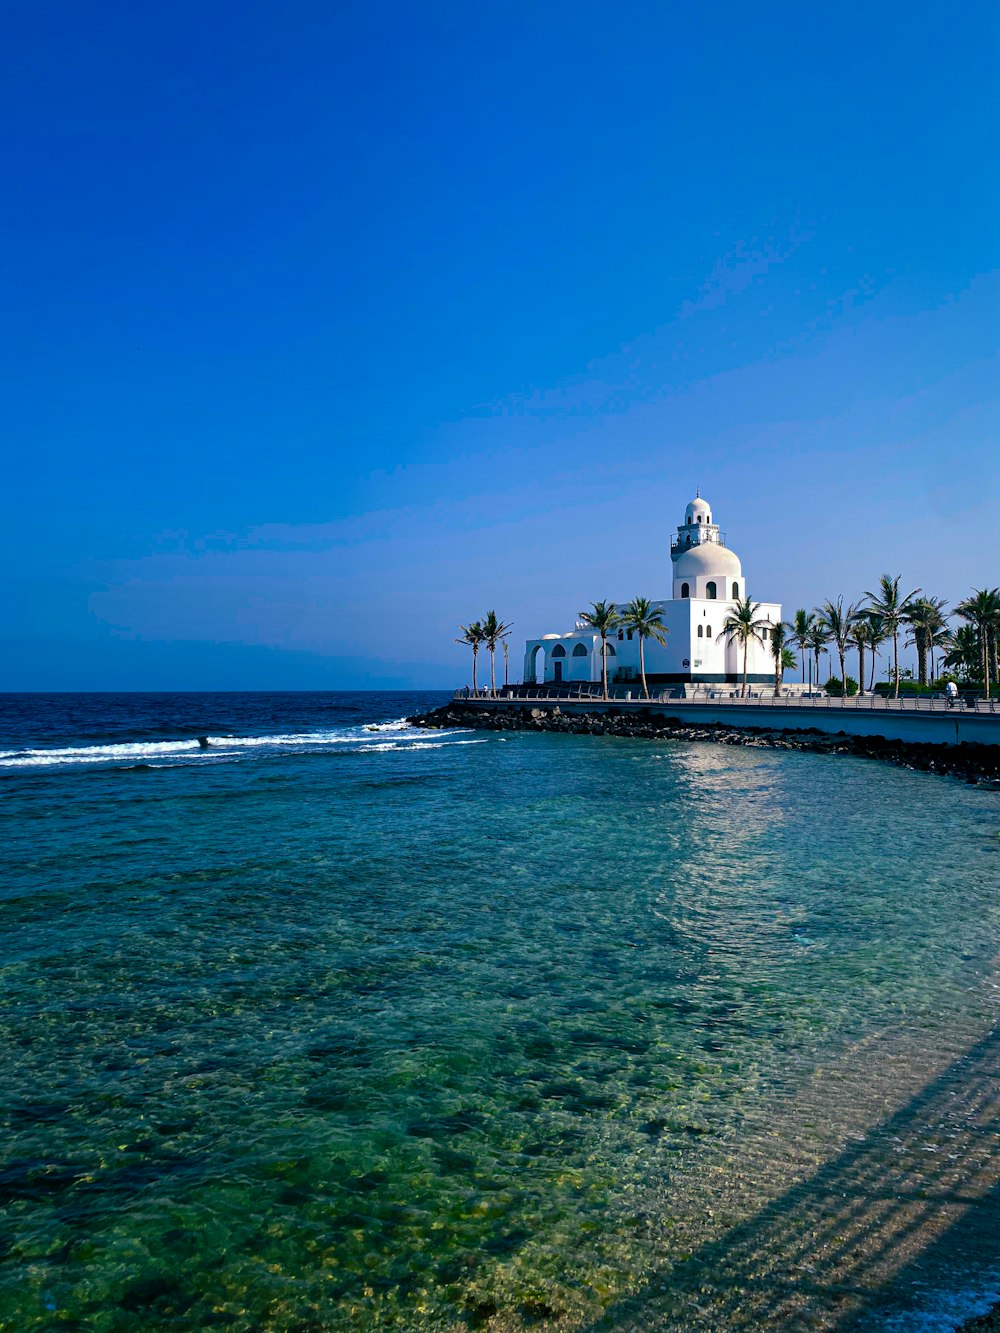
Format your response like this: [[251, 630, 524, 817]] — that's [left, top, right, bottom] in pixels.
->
[[4, 1, 997, 689]]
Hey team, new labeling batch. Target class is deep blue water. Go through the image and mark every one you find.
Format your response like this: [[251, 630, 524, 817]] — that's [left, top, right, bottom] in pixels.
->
[[2, 692, 999, 1331]]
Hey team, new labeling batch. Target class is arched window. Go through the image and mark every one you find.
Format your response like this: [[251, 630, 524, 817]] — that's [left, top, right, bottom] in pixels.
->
[[681, 582, 690, 598], [572, 643, 588, 657], [605, 643, 616, 656], [697, 625, 703, 638], [706, 624, 712, 638], [706, 581, 717, 599], [551, 644, 566, 657], [617, 630, 624, 641], [696, 515, 702, 523], [732, 581, 739, 599]]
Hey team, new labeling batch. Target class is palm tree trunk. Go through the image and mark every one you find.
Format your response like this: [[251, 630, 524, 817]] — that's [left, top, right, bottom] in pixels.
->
[[869, 648, 877, 692], [893, 630, 900, 698], [985, 626, 991, 699], [857, 643, 866, 696], [800, 647, 806, 682], [472, 648, 479, 694], [489, 648, 496, 698], [639, 636, 649, 700], [503, 643, 509, 687], [601, 635, 608, 701], [742, 640, 748, 697], [839, 648, 846, 694]]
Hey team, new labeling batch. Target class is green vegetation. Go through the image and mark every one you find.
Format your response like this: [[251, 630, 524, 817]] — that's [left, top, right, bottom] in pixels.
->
[[453, 576, 998, 703], [456, 615, 512, 695], [454, 620, 485, 693], [717, 597, 771, 698], [864, 575, 921, 699], [480, 610, 512, 698], [824, 676, 859, 697], [619, 597, 669, 700], [578, 600, 621, 701]]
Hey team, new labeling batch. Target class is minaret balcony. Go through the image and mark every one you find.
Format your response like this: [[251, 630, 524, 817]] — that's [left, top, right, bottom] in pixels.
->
[[671, 531, 727, 552]]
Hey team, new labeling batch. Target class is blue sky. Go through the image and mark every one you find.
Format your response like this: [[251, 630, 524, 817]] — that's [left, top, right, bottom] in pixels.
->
[[3, 1, 997, 689]]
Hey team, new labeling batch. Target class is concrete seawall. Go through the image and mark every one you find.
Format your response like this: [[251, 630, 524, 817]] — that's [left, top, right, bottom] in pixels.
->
[[441, 697, 1000, 748], [411, 698, 1000, 786]]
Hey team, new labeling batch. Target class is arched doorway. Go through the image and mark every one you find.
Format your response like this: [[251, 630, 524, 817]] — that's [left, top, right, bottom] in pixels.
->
[[529, 645, 545, 685]]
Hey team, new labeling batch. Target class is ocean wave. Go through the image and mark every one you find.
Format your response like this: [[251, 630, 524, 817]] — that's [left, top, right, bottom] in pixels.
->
[[0, 723, 478, 769]]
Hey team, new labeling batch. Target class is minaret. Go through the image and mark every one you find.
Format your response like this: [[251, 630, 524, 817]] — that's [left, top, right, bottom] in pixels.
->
[[671, 490, 723, 560]]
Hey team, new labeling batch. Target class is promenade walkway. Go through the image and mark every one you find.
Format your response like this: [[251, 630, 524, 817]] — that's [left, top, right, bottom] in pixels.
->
[[454, 687, 1000, 715]]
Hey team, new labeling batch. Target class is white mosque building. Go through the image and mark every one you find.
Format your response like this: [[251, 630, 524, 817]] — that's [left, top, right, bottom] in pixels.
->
[[522, 491, 782, 690]]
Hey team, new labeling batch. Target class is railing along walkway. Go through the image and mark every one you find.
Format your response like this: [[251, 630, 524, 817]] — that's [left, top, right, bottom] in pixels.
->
[[453, 688, 1000, 714]]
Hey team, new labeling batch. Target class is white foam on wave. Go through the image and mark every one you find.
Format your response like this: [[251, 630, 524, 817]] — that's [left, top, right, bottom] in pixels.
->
[[879, 1274, 1000, 1331], [0, 721, 480, 769], [0, 739, 202, 768]]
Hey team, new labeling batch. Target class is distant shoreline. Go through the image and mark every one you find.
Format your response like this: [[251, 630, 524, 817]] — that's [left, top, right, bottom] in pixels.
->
[[411, 702, 1000, 787]]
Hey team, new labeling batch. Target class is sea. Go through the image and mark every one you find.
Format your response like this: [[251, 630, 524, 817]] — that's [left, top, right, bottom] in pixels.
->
[[2, 690, 999, 1332]]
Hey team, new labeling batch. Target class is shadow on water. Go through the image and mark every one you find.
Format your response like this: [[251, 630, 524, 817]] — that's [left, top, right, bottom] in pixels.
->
[[582, 1023, 1000, 1332]]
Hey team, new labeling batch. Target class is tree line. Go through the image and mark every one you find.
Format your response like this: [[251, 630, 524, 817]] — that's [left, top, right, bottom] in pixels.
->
[[785, 577, 1000, 700], [454, 581, 1000, 702]]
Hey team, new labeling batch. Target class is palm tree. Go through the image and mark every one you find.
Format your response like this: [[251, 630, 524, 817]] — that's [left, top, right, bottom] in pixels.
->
[[928, 619, 951, 685], [619, 597, 669, 700], [956, 588, 1000, 699], [480, 610, 512, 698], [769, 621, 790, 692], [789, 609, 815, 684], [807, 620, 830, 691], [864, 574, 920, 698], [904, 596, 948, 687], [578, 600, 620, 700], [502, 638, 510, 688], [865, 612, 887, 692], [943, 624, 981, 683], [819, 598, 861, 697], [455, 621, 485, 693], [849, 612, 876, 696], [716, 597, 771, 697]]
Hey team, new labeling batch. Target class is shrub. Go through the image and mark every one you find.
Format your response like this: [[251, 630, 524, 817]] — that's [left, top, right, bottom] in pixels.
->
[[824, 676, 859, 697], [874, 681, 935, 696]]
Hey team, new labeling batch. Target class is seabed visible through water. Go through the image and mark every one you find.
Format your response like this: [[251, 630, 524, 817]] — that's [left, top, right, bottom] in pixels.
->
[[0, 690, 998, 1331]]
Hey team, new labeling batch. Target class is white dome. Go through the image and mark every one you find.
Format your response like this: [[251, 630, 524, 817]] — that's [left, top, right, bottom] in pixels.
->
[[672, 542, 742, 579], [685, 495, 712, 523]]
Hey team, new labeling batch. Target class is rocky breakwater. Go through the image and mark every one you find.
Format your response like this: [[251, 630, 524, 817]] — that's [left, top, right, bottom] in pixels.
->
[[410, 703, 1000, 787]]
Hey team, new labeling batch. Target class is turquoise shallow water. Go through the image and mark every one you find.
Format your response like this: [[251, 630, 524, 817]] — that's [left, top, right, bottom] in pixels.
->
[[1, 692, 999, 1331]]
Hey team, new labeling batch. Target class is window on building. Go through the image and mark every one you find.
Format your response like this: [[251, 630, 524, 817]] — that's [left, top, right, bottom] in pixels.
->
[[627, 631, 633, 640], [697, 625, 703, 638], [572, 643, 588, 657], [732, 581, 739, 599], [706, 582, 717, 599], [681, 583, 690, 598], [706, 624, 712, 638], [617, 630, 624, 641], [606, 643, 616, 656], [551, 644, 565, 657], [697, 515, 702, 523]]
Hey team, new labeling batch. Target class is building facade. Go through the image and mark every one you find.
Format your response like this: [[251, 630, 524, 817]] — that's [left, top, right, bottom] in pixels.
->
[[522, 491, 782, 688]]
